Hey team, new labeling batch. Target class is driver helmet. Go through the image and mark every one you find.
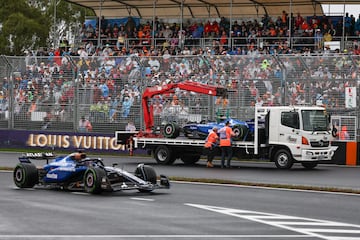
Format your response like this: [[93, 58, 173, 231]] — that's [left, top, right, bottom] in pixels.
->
[[72, 152, 86, 161]]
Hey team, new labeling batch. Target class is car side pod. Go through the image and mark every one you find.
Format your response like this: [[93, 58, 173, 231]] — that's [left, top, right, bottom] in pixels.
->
[[159, 174, 170, 189]]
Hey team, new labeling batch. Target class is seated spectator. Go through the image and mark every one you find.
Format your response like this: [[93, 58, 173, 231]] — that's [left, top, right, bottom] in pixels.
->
[[78, 116, 92, 132], [125, 121, 136, 131], [109, 96, 121, 122], [122, 95, 133, 118]]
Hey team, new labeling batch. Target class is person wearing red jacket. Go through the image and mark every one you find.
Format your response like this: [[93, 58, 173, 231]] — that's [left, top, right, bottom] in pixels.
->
[[204, 127, 219, 168]]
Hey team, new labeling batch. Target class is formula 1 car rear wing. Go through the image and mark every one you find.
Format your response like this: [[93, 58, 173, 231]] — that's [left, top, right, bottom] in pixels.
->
[[19, 152, 56, 164]]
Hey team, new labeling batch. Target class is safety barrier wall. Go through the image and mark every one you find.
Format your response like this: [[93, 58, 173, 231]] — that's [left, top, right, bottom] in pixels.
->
[[0, 129, 140, 154], [332, 141, 360, 166]]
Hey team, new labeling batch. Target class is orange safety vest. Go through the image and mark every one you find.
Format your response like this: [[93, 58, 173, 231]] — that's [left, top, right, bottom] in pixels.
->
[[204, 131, 218, 148], [219, 126, 233, 147], [339, 126, 349, 140]]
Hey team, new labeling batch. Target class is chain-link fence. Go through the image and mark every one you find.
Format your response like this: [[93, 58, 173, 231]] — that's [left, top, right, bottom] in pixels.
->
[[0, 54, 359, 140]]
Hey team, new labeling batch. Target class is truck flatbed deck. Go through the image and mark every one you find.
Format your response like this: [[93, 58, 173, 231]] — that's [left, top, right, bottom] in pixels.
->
[[133, 137, 256, 149]]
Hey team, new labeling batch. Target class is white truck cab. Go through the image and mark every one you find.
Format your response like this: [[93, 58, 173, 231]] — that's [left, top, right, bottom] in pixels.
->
[[255, 106, 338, 169]]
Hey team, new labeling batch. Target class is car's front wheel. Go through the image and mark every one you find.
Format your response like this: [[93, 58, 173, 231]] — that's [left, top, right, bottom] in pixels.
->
[[13, 163, 38, 188], [135, 164, 157, 184], [135, 164, 157, 193], [232, 124, 248, 141], [84, 168, 106, 194]]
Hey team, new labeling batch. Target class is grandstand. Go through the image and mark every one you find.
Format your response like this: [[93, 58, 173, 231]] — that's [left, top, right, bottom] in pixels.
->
[[61, 0, 360, 53]]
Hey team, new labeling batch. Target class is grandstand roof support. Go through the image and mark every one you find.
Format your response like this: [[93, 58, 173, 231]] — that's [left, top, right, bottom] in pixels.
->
[[170, 0, 195, 18], [114, 0, 142, 17], [97, 0, 103, 48], [248, 0, 268, 16], [197, 0, 221, 18]]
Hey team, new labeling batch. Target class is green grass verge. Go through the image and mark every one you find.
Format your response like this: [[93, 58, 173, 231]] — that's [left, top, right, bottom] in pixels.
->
[[0, 167, 14, 171], [169, 176, 360, 194]]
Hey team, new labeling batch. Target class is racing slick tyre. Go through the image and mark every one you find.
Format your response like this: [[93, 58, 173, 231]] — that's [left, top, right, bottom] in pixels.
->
[[154, 146, 176, 165], [180, 155, 201, 165], [274, 149, 294, 169], [84, 167, 106, 194], [232, 124, 248, 141], [163, 122, 180, 138], [135, 165, 157, 184], [13, 163, 38, 188], [135, 165, 157, 193], [301, 162, 318, 169]]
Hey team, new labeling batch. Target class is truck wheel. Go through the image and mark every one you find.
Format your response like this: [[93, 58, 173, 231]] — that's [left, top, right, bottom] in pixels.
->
[[13, 163, 38, 188], [232, 125, 248, 141], [301, 162, 318, 169], [163, 123, 180, 138], [84, 168, 106, 194], [274, 149, 294, 169], [154, 146, 175, 165], [180, 156, 201, 165]]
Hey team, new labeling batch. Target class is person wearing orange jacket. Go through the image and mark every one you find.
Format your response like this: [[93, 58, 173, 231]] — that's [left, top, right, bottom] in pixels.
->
[[204, 127, 219, 168], [218, 121, 236, 168], [339, 125, 350, 140]]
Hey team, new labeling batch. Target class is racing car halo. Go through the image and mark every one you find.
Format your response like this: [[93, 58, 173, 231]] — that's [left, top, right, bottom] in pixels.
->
[[13, 151, 170, 194]]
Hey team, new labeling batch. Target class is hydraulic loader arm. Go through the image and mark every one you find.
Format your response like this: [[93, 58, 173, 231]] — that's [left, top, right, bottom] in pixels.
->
[[142, 80, 228, 132]]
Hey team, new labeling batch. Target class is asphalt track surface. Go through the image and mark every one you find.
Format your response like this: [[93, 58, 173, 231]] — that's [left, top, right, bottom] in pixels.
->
[[1, 152, 360, 239], [1, 171, 360, 240]]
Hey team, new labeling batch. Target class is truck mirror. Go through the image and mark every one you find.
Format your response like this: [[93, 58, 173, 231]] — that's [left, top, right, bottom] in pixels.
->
[[331, 125, 338, 138]]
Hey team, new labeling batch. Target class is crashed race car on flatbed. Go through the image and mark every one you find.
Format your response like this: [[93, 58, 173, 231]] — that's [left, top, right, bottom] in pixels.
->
[[181, 118, 254, 141], [13, 152, 170, 194]]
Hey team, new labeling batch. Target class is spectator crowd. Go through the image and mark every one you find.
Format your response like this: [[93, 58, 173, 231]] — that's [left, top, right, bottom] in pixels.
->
[[1, 11, 360, 131]]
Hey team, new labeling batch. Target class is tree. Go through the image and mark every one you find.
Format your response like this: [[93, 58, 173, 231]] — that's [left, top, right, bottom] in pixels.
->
[[44, 0, 94, 48], [0, 0, 93, 55], [0, 0, 49, 54]]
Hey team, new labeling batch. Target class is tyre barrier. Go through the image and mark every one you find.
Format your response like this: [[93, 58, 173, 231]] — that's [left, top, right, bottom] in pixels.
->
[[332, 141, 359, 166]]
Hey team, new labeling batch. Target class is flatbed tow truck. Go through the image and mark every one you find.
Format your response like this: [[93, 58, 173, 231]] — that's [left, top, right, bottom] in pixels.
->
[[117, 81, 338, 169]]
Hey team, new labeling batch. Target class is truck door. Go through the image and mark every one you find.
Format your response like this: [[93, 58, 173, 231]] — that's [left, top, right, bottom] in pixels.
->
[[278, 111, 301, 147]]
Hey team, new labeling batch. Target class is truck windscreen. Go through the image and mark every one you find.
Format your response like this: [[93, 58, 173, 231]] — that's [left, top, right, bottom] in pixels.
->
[[301, 110, 328, 131]]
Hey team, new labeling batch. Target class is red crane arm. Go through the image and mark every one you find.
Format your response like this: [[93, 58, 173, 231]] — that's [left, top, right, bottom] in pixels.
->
[[142, 81, 228, 132]]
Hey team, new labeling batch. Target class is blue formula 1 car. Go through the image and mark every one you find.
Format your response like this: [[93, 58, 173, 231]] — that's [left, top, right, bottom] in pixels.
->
[[180, 118, 254, 141], [13, 152, 170, 194]]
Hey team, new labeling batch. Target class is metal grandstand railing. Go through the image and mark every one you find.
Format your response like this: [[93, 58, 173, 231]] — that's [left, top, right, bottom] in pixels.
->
[[0, 54, 359, 140], [76, 36, 359, 53]]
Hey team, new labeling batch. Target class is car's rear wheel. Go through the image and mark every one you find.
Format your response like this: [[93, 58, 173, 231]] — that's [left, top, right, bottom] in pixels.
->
[[13, 163, 38, 188], [163, 122, 180, 138], [84, 168, 106, 194]]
